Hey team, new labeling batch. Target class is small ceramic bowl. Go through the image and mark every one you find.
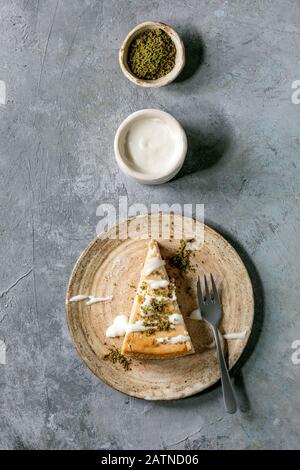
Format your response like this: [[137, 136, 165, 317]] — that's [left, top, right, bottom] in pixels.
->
[[114, 109, 187, 185], [119, 21, 185, 88]]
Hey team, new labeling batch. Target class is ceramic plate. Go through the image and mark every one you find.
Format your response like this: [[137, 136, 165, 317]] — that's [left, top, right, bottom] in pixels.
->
[[66, 214, 254, 400]]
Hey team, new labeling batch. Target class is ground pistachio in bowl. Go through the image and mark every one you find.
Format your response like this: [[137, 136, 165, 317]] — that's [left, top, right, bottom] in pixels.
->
[[119, 21, 185, 88], [128, 28, 176, 80]]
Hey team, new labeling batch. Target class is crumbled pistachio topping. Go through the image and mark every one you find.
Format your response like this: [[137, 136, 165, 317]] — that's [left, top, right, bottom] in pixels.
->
[[102, 346, 131, 371], [140, 296, 169, 316], [170, 239, 192, 272], [143, 315, 171, 335]]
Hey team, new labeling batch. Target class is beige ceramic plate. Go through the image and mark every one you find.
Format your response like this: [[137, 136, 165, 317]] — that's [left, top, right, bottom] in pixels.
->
[[66, 214, 254, 400]]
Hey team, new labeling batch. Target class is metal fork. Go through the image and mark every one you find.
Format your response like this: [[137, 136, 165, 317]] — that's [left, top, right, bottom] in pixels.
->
[[197, 274, 238, 414]]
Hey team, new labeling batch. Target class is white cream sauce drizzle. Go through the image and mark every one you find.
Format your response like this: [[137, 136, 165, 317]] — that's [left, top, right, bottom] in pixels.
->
[[223, 330, 247, 340], [106, 315, 128, 338], [168, 313, 184, 325], [156, 335, 191, 345], [105, 313, 184, 338], [189, 308, 202, 320], [69, 294, 90, 302], [147, 279, 169, 289], [157, 293, 176, 302], [69, 295, 113, 305], [86, 296, 113, 305], [126, 320, 154, 333], [202, 331, 248, 349], [143, 258, 165, 276], [189, 310, 247, 341]]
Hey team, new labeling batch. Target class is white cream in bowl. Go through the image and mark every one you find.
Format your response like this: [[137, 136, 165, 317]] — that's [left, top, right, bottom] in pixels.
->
[[114, 109, 187, 184]]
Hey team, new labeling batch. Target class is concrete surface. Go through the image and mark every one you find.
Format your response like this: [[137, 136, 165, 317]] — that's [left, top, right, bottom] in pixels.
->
[[0, 0, 300, 450]]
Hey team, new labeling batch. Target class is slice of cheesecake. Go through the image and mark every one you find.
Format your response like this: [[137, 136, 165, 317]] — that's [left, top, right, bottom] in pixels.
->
[[121, 239, 194, 359]]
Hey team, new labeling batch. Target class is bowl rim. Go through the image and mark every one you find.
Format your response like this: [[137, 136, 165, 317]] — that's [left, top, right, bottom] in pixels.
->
[[114, 108, 188, 184], [119, 21, 185, 88]]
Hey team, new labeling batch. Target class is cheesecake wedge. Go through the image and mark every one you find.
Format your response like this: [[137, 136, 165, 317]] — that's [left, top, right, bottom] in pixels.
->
[[121, 239, 194, 359]]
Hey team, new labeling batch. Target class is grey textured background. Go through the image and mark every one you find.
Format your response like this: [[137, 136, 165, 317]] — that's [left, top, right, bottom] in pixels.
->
[[0, 0, 299, 450]]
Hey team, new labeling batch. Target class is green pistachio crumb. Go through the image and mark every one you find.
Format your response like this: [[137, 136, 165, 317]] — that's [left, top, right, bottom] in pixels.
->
[[128, 28, 176, 80], [170, 239, 192, 272], [102, 346, 131, 371], [143, 315, 171, 335]]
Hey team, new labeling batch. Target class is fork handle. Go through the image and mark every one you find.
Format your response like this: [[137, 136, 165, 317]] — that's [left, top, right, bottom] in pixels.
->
[[212, 326, 238, 414]]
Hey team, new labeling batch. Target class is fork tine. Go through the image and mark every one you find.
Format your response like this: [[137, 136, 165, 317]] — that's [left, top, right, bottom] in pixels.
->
[[197, 276, 205, 307], [210, 273, 220, 304], [204, 274, 211, 302]]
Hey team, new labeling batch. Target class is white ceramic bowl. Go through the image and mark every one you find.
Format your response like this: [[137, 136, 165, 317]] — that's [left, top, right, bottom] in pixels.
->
[[119, 21, 185, 88], [114, 109, 187, 185]]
